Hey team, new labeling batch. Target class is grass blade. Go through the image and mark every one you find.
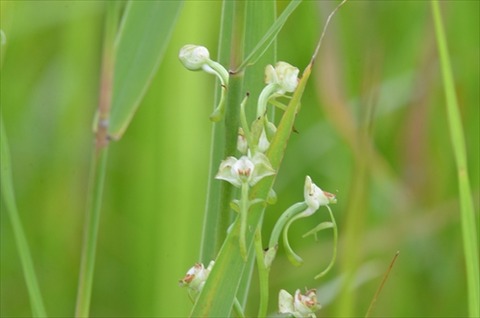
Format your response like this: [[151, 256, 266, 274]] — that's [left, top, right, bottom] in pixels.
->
[[431, 2, 479, 317], [1, 115, 47, 317], [235, 0, 301, 72], [108, 0, 183, 140]]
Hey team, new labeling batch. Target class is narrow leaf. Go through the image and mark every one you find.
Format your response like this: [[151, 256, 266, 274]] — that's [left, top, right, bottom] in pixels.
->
[[236, 0, 302, 71], [108, 1, 183, 140], [302, 221, 334, 238], [431, 2, 479, 316], [1, 116, 47, 317]]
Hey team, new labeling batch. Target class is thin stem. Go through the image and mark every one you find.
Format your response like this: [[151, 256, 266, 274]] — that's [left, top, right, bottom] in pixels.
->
[[431, 2, 479, 317], [431, 1, 480, 317], [75, 148, 109, 317], [239, 182, 250, 260], [233, 298, 246, 318], [314, 205, 338, 279], [75, 2, 119, 316], [365, 251, 400, 318], [0, 116, 47, 317], [254, 226, 269, 318]]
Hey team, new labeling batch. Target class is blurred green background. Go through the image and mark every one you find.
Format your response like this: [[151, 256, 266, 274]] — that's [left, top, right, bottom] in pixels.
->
[[1, 1, 478, 317]]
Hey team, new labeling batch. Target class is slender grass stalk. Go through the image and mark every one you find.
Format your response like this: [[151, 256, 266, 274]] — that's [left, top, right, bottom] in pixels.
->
[[74, 148, 109, 317], [431, 2, 479, 317], [74, 3, 118, 316], [199, 1, 246, 263], [365, 251, 400, 318], [254, 226, 268, 318], [1, 116, 47, 317]]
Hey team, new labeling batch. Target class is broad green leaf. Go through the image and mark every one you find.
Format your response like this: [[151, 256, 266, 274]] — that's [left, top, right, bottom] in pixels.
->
[[108, 1, 183, 140]]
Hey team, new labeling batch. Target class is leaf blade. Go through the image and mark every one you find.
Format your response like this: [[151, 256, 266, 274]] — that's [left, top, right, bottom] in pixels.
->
[[108, 1, 183, 140]]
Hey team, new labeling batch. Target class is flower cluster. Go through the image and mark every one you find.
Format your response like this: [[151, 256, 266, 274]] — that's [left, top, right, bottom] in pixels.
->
[[179, 44, 338, 318]]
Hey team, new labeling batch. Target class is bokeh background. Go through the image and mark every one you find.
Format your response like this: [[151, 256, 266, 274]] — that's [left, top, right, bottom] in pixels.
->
[[1, 1, 478, 317]]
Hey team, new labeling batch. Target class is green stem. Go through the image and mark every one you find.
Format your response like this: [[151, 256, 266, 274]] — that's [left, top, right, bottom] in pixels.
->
[[0, 116, 47, 317], [239, 182, 250, 260], [431, 2, 479, 317], [233, 298, 246, 318], [75, 2, 118, 316], [254, 226, 269, 318], [74, 148, 109, 317], [314, 205, 338, 279]]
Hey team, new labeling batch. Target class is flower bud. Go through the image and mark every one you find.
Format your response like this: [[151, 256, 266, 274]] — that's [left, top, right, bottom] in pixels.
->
[[237, 128, 248, 154], [179, 44, 210, 71]]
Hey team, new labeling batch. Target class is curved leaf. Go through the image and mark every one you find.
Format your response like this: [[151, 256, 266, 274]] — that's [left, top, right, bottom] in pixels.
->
[[108, 1, 183, 140]]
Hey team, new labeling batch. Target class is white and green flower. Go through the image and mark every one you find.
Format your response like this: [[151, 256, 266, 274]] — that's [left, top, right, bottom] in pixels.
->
[[279, 288, 321, 318], [215, 152, 275, 187], [303, 176, 337, 216]]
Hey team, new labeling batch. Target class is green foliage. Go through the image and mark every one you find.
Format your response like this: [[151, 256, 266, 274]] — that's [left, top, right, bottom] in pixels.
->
[[109, 1, 183, 140], [1, 1, 478, 317]]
